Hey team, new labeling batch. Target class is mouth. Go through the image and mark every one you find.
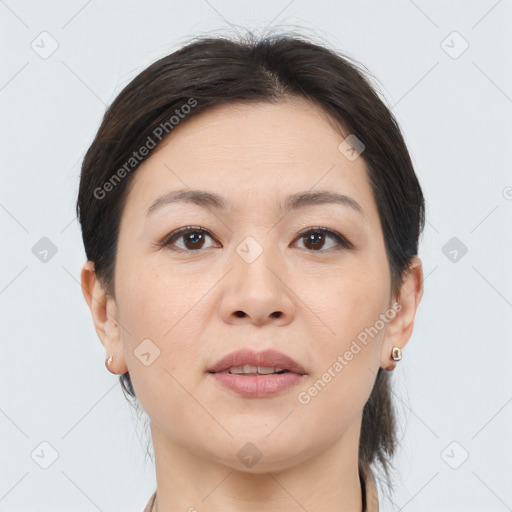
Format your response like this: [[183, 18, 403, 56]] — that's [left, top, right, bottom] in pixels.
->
[[207, 348, 307, 398], [214, 365, 292, 375], [207, 348, 307, 376]]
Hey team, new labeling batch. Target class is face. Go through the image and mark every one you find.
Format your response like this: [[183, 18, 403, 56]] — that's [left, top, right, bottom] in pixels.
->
[[104, 98, 407, 471]]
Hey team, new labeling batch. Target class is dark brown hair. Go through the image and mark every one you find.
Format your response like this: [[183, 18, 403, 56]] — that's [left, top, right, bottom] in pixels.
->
[[76, 30, 425, 495]]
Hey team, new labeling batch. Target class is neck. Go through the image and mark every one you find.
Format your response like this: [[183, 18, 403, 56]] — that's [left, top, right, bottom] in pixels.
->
[[150, 419, 364, 512]]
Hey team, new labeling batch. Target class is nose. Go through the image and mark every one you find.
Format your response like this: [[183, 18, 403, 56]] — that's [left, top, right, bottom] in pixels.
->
[[218, 242, 295, 327]]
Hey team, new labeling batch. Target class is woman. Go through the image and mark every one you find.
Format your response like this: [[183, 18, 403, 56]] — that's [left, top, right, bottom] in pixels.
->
[[77, 31, 424, 512]]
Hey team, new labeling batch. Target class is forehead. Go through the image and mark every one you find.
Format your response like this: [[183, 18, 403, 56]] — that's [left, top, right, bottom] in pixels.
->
[[121, 98, 379, 226]]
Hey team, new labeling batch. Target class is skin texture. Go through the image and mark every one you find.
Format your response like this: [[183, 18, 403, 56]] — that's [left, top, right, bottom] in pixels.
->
[[81, 97, 423, 512]]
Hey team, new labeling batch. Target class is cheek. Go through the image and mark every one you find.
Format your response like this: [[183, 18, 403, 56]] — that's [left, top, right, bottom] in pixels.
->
[[114, 263, 207, 420], [116, 256, 201, 336], [300, 250, 390, 399], [311, 253, 390, 339], [115, 258, 207, 378], [293, 269, 388, 428]]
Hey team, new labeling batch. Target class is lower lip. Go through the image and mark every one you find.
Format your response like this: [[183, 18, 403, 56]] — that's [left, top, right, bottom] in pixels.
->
[[208, 372, 305, 398]]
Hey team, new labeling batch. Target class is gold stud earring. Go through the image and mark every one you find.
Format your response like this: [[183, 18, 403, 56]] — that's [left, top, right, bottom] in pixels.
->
[[105, 355, 114, 372], [391, 346, 402, 361]]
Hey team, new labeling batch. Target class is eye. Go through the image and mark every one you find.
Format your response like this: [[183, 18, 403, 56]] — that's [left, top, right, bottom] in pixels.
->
[[159, 226, 353, 253], [293, 227, 353, 252], [159, 226, 219, 252]]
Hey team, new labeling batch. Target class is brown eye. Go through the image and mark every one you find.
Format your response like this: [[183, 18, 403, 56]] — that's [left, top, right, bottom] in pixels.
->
[[181, 231, 207, 250], [302, 231, 327, 250], [160, 226, 352, 254], [294, 228, 352, 252], [161, 227, 218, 252]]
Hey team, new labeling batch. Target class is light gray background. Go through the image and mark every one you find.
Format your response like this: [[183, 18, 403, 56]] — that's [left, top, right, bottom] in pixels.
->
[[1, 1, 511, 511]]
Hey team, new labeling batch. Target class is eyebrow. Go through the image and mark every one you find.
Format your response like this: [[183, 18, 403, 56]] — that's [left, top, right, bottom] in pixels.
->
[[146, 188, 366, 219]]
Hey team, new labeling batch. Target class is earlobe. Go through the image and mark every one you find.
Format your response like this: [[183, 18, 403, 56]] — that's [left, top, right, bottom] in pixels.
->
[[380, 256, 424, 371], [80, 260, 127, 374]]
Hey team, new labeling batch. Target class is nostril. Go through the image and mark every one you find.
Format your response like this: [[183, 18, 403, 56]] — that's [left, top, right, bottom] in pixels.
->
[[233, 311, 282, 319]]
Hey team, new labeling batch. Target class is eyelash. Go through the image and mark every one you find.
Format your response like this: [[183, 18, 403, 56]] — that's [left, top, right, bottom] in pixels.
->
[[158, 226, 353, 254]]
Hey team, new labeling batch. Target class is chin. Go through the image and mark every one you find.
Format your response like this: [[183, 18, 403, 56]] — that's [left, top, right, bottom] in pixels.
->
[[206, 434, 312, 474]]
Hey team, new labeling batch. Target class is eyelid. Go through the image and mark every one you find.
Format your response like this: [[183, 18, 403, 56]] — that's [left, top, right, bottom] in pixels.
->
[[158, 225, 354, 252], [158, 226, 216, 249], [294, 226, 354, 251]]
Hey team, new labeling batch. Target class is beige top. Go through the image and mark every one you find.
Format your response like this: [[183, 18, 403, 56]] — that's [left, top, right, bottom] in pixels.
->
[[143, 461, 379, 511]]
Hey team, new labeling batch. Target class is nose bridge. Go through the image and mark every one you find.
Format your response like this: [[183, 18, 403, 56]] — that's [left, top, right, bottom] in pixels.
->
[[219, 230, 295, 324], [232, 232, 282, 295]]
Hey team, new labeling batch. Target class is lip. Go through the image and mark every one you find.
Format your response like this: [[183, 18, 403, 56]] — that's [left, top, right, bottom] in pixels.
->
[[207, 348, 307, 375], [209, 372, 304, 398], [207, 348, 307, 398]]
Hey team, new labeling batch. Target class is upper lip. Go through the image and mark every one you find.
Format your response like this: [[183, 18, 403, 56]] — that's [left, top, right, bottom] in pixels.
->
[[207, 348, 307, 375]]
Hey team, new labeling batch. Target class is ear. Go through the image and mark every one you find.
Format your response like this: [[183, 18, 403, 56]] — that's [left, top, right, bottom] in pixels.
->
[[380, 256, 424, 371], [80, 260, 127, 374]]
